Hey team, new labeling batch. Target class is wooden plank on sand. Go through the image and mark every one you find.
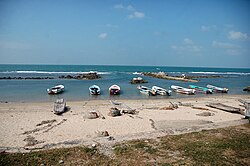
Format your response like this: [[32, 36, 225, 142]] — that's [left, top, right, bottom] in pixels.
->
[[206, 103, 244, 115]]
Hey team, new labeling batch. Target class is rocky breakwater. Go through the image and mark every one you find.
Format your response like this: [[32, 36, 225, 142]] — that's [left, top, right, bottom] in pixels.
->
[[0, 77, 54, 80], [142, 72, 199, 82], [59, 72, 101, 80]]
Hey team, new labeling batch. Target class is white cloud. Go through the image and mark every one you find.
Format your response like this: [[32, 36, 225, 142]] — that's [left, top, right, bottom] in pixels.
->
[[201, 25, 217, 32], [228, 31, 248, 40], [212, 41, 240, 49], [114, 4, 135, 11], [128, 11, 145, 19], [183, 38, 194, 45], [98, 33, 108, 39]]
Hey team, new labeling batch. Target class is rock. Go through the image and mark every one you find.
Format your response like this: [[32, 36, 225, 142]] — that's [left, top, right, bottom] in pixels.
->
[[196, 112, 214, 116], [108, 136, 115, 141], [243, 86, 250, 92], [59, 160, 64, 164], [109, 108, 121, 117]]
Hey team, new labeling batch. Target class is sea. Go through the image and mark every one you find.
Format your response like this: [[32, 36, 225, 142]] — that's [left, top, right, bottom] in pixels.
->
[[0, 64, 249, 102]]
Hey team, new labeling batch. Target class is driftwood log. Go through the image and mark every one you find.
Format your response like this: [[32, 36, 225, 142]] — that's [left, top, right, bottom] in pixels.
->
[[206, 103, 244, 115]]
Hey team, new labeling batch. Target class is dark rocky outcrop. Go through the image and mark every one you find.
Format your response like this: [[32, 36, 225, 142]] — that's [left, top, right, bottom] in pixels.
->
[[243, 86, 250, 92], [0, 77, 54, 80], [142, 72, 199, 82], [59, 72, 101, 80]]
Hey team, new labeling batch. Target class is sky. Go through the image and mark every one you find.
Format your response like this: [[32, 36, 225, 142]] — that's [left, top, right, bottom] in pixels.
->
[[0, 0, 250, 68]]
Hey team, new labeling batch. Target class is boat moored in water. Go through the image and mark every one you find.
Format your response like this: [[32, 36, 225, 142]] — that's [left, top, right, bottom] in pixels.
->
[[152, 86, 171, 96], [137, 85, 157, 96], [89, 85, 101, 95], [47, 85, 65, 94], [171, 85, 196, 95], [207, 84, 229, 93], [109, 85, 121, 95], [188, 85, 213, 94]]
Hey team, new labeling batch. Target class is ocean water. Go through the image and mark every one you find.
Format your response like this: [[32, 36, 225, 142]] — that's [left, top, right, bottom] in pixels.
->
[[0, 64, 249, 102]]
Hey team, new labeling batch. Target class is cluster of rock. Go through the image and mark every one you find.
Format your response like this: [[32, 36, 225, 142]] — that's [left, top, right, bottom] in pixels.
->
[[142, 72, 199, 82], [243, 86, 250, 92], [130, 77, 148, 84], [59, 72, 101, 80], [0, 77, 54, 80]]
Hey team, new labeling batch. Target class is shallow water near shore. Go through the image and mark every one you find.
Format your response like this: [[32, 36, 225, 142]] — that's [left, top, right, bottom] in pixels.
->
[[0, 64, 249, 102]]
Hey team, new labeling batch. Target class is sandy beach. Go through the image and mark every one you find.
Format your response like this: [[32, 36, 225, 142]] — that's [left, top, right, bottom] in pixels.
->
[[0, 94, 249, 153]]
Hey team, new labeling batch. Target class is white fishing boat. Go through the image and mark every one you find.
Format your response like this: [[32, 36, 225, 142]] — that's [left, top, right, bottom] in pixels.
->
[[137, 85, 156, 96], [152, 86, 171, 96], [171, 85, 196, 95], [47, 85, 65, 94], [54, 98, 66, 115], [89, 85, 101, 95], [207, 84, 229, 93], [188, 85, 213, 94], [109, 84, 120, 95]]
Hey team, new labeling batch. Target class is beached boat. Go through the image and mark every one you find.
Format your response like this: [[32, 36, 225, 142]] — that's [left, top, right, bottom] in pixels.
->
[[207, 84, 229, 93], [54, 98, 66, 115], [137, 85, 157, 96], [152, 86, 171, 96], [47, 85, 65, 94], [188, 85, 213, 94], [89, 85, 101, 95], [109, 85, 121, 95], [171, 85, 196, 95]]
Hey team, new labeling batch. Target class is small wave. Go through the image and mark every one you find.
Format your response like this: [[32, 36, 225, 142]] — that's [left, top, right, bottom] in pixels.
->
[[190, 72, 250, 75], [1, 71, 111, 75], [132, 72, 142, 75]]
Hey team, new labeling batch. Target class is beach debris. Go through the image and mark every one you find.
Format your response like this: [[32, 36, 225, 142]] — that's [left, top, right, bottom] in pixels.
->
[[206, 103, 244, 115], [108, 136, 115, 141], [196, 112, 215, 116], [109, 107, 121, 117], [110, 100, 137, 115], [96, 130, 109, 137], [238, 99, 250, 117], [149, 119, 157, 130], [24, 136, 44, 146], [178, 102, 193, 107], [87, 111, 99, 119], [170, 102, 179, 109], [243, 86, 250, 92], [191, 106, 210, 111], [130, 77, 148, 84], [23, 119, 66, 135], [54, 98, 66, 115], [59, 160, 64, 164], [36, 119, 57, 126], [159, 106, 175, 110]]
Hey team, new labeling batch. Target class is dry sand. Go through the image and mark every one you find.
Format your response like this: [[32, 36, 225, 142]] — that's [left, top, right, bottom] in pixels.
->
[[0, 94, 249, 153]]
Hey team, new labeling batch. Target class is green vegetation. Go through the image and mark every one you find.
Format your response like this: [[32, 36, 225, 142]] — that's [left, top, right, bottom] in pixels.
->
[[1, 124, 250, 165]]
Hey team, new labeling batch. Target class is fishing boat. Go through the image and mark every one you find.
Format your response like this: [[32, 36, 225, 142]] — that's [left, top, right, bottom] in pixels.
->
[[170, 85, 196, 95], [207, 84, 229, 93], [137, 85, 157, 96], [152, 86, 171, 96], [89, 85, 101, 95], [54, 98, 66, 115], [188, 85, 213, 94], [47, 85, 65, 94], [109, 84, 121, 95]]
